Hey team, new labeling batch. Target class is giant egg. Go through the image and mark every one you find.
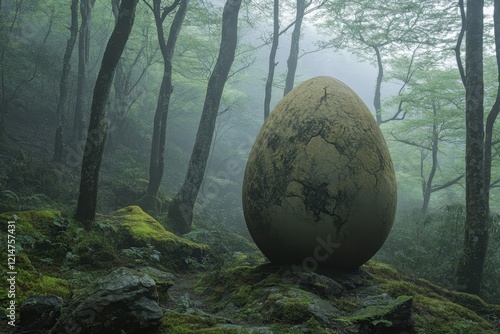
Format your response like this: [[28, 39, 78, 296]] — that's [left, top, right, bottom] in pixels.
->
[[242, 76, 397, 269]]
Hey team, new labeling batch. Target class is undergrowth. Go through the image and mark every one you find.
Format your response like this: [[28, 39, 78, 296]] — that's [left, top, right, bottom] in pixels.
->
[[375, 204, 500, 304]]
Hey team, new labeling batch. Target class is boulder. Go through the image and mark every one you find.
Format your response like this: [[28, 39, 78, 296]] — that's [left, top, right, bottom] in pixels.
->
[[17, 294, 64, 331], [347, 295, 414, 334], [50, 267, 163, 334]]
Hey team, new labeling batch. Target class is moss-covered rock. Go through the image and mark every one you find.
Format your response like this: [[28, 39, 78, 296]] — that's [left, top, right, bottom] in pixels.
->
[[103, 206, 207, 270], [74, 230, 119, 268], [263, 287, 339, 325], [164, 261, 499, 334], [0, 210, 71, 263], [364, 261, 500, 333]]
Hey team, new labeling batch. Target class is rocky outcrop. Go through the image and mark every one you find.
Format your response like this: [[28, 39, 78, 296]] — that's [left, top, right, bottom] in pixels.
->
[[50, 267, 163, 334]]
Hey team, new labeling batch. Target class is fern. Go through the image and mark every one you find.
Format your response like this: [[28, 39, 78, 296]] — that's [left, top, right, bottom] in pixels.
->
[[1, 189, 20, 202]]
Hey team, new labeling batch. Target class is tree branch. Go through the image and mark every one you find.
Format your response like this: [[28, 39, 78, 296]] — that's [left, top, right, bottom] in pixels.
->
[[391, 132, 430, 150], [161, 0, 181, 22], [431, 174, 464, 192]]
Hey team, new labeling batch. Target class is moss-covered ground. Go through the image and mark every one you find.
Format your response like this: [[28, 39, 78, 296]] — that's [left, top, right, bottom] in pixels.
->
[[0, 208, 498, 334]]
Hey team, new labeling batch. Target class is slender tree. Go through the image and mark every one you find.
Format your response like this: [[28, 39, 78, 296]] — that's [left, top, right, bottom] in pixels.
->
[[108, 7, 156, 150], [53, 0, 79, 163], [485, 0, 500, 216], [0, 2, 54, 138], [166, 0, 242, 234], [264, 0, 279, 120], [283, 0, 306, 96], [110, 0, 126, 147], [72, 0, 96, 143], [388, 62, 466, 213], [75, 0, 140, 226], [139, 0, 188, 213], [392, 103, 464, 213], [455, 0, 488, 294]]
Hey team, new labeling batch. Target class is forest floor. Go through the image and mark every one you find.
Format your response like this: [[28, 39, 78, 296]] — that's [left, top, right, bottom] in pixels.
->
[[0, 207, 498, 334]]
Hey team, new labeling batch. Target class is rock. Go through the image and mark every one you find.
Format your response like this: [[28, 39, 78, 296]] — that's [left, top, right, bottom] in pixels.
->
[[50, 267, 163, 334], [215, 324, 273, 333], [104, 206, 207, 270], [347, 295, 414, 334], [281, 269, 344, 298], [327, 268, 368, 290], [242, 76, 397, 269], [138, 266, 175, 304], [262, 287, 339, 325], [17, 294, 63, 331]]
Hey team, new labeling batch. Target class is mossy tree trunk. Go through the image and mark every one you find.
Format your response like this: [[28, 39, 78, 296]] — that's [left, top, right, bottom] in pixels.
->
[[53, 0, 78, 163], [139, 0, 188, 214], [455, 0, 488, 295], [74, 0, 139, 227], [166, 0, 242, 235]]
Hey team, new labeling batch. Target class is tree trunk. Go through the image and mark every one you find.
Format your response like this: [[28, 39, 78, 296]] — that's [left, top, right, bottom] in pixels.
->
[[421, 105, 439, 213], [283, 0, 305, 96], [264, 0, 279, 120], [72, 0, 95, 143], [108, 0, 126, 150], [166, 0, 242, 234], [455, 0, 488, 294], [53, 0, 78, 163], [74, 0, 139, 227], [139, 0, 188, 214], [373, 45, 383, 124], [485, 0, 500, 217]]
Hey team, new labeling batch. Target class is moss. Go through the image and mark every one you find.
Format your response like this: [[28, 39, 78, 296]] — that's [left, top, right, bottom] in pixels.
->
[[233, 285, 253, 307], [102, 206, 207, 270], [0, 209, 63, 244], [337, 295, 412, 326], [196, 264, 284, 306], [363, 260, 499, 334], [329, 297, 358, 313], [161, 311, 217, 333], [266, 287, 339, 325], [364, 260, 402, 280], [137, 193, 162, 216], [419, 278, 500, 317], [74, 231, 119, 269], [3, 253, 71, 305], [267, 326, 304, 334]]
